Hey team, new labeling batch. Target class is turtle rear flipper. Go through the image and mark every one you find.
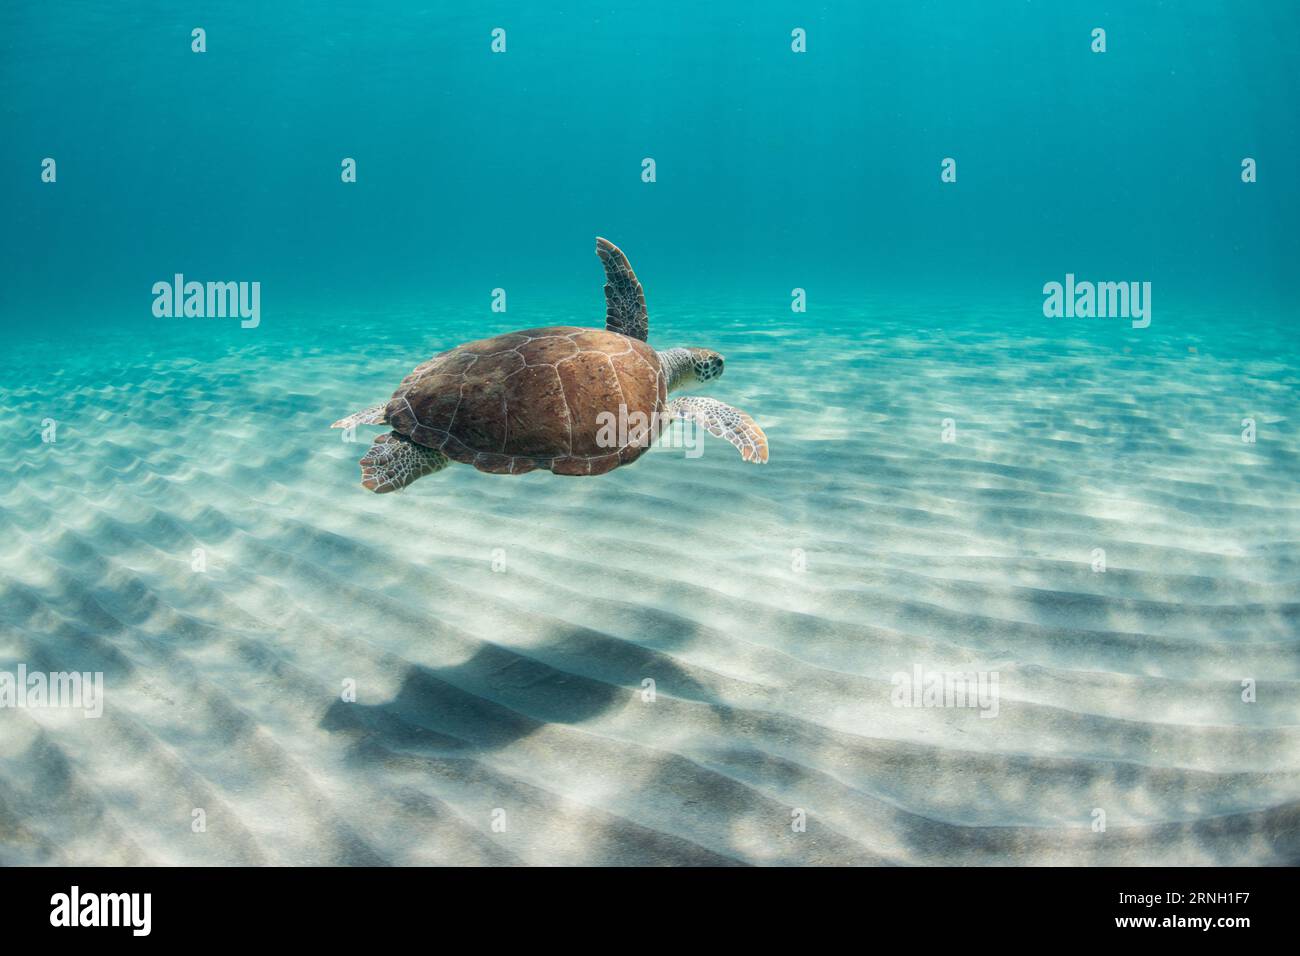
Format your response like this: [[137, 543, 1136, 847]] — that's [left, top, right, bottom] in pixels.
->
[[331, 403, 388, 429], [359, 432, 450, 493]]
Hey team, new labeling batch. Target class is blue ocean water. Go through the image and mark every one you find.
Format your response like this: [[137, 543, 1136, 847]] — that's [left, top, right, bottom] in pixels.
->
[[4, 0, 1299, 318], [1, 2, 1297, 865]]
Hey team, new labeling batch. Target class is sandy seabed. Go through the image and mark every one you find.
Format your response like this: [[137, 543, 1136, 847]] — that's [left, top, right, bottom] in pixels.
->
[[2, 305, 1297, 865]]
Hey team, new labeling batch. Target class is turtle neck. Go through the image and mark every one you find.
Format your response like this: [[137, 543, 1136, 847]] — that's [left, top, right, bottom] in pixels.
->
[[657, 348, 695, 393]]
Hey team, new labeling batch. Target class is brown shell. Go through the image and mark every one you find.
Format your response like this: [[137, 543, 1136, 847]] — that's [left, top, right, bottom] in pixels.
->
[[385, 326, 668, 476]]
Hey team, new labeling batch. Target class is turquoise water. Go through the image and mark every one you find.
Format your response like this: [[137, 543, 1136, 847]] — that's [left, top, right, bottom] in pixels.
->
[[1, 3, 1298, 865]]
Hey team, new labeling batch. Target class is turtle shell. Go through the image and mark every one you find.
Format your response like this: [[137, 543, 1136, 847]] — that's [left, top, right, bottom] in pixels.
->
[[385, 326, 668, 476]]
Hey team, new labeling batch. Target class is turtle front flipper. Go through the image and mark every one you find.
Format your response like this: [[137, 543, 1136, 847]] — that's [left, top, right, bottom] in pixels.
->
[[359, 431, 450, 493], [331, 403, 388, 429], [668, 396, 769, 464], [596, 237, 648, 341]]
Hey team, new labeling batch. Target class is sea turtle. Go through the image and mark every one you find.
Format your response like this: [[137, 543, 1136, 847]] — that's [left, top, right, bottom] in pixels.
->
[[331, 237, 768, 492]]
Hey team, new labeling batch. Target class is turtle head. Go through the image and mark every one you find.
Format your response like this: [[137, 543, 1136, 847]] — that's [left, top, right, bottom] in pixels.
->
[[689, 348, 725, 384], [660, 346, 724, 392]]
